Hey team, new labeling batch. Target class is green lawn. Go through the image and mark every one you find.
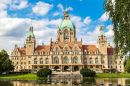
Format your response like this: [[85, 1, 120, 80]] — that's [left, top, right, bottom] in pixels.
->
[[0, 74, 47, 80], [95, 73, 130, 78]]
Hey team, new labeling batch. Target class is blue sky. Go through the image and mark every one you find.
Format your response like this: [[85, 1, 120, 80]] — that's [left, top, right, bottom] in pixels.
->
[[0, 0, 114, 55]]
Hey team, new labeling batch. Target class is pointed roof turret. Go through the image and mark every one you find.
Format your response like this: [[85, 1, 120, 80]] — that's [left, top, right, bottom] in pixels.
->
[[98, 24, 105, 36], [108, 42, 110, 48], [28, 20, 34, 37], [65, 4, 68, 12], [63, 5, 69, 20]]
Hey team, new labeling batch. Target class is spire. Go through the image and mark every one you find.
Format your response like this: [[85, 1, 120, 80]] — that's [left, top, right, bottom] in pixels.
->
[[28, 20, 34, 37], [108, 42, 110, 48], [63, 5, 69, 20], [65, 4, 68, 11], [24, 42, 26, 47], [100, 24, 103, 30], [98, 24, 105, 36]]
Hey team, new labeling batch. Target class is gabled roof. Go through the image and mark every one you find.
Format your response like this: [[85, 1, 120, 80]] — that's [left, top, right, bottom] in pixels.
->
[[51, 41, 82, 49], [18, 47, 26, 56], [82, 45, 98, 53], [35, 45, 50, 54]]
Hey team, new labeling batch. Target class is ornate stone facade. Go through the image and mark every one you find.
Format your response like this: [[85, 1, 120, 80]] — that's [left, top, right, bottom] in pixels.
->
[[11, 7, 124, 73]]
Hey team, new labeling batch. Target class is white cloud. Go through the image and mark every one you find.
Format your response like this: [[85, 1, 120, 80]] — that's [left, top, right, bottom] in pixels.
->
[[32, 1, 53, 16], [70, 15, 85, 29], [99, 12, 109, 22], [0, 17, 62, 55], [57, 3, 64, 12], [0, 3, 7, 11], [105, 24, 114, 39], [84, 16, 92, 24], [0, 0, 12, 4], [52, 12, 60, 16], [68, 7, 73, 11], [10, 1, 28, 10], [0, 11, 8, 19]]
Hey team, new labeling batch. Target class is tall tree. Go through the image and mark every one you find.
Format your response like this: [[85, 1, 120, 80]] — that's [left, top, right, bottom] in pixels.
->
[[0, 49, 14, 74], [103, 0, 130, 58], [125, 59, 130, 73]]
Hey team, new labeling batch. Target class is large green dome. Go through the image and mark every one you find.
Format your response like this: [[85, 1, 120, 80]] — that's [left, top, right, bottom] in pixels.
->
[[58, 20, 75, 31]]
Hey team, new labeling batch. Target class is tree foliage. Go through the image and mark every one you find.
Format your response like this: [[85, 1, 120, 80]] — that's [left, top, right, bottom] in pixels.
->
[[125, 59, 130, 73], [80, 68, 96, 77], [37, 68, 52, 77], [0, 49, 14, 74], [103, 0, 130, 58]]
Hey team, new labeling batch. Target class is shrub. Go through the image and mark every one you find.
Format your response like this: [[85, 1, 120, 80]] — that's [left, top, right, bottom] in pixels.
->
[[80, 68, 96, 77], [37, 68, 52, 77]]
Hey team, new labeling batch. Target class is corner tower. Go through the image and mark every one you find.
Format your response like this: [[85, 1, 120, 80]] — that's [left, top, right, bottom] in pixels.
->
[[26, 25, 35, 55], [57, 5, 76, 42], [97, 25, 107, 54]]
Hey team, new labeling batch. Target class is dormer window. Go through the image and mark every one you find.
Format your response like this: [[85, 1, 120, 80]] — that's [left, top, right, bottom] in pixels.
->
[[90, 50, 93, 54], [40, 50, 43, 55], [95, 50, 98, 54], [46, 51, 49, 55]]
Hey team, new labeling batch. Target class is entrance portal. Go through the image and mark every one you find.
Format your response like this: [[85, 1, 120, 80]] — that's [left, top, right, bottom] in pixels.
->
[[54, 66, 59, 71], [64, 66, 69, 71], [74, 66, 79, 71]]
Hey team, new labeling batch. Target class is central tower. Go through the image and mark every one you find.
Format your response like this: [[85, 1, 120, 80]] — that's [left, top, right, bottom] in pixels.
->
[[57, 6, 76, 42]]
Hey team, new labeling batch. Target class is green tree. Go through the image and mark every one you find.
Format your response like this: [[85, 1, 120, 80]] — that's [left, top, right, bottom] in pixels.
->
[[125, 59, 130, 73], [37, 68, 52, 77], [80, 68, 96, 77], [103, 0, 130, 58], [124, 56, 130, 66], [0, 49, 14, 74]]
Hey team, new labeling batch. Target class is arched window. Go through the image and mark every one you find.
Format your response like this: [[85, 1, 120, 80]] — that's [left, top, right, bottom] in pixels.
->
[[84, 57, 87, 64], [73, 57, 78, 64], [95, 57, 98, 64], [64, 29, 69, 40], [55, 47, 58, 51], [65, 47, 68, 51], [90, 57, 93, 64], [46, 58, 49, 64], [64, 57, 69, 64], [40, 58, 43, 64], [54, 57, 59, 64], [102, 60, 105, 64], [34, 58, 37, 64]]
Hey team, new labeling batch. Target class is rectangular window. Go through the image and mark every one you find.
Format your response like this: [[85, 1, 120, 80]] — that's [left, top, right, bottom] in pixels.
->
[[21, 62, 23, 64], [119, 61, 121, 64], [115, 61, 117, 64], [111, 61, 112, 64], [28, 56, 31, 58]]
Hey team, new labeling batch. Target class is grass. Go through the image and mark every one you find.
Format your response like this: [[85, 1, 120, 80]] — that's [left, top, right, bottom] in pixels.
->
[[95, 73, 130, 78], [0, 74, 47, 80]]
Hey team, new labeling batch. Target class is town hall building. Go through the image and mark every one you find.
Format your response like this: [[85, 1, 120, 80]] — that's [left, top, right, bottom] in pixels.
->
[[11, 6, 124, 73]]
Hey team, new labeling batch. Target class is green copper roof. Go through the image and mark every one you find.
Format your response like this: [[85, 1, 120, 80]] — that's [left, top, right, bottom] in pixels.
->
[[99, 30, 105, 36], [100, 24, 103, 27], [30, 25, 33, 28], [28, 31, 34, 37], [42, 43, 44, 46], [58, 20, 75, 31], [65, 5, 68, 11], [108, 42, 110, 48]]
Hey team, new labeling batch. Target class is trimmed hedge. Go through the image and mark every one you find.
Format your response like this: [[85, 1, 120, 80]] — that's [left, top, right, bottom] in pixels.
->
[[37, 68, 52, 77], [8, 72, 31, 74], [80, 68, 96, 77]]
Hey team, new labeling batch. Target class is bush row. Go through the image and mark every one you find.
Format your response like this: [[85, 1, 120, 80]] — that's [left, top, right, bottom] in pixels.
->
[[37, 68, 52, 77], [80, 68, 96, 77]]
